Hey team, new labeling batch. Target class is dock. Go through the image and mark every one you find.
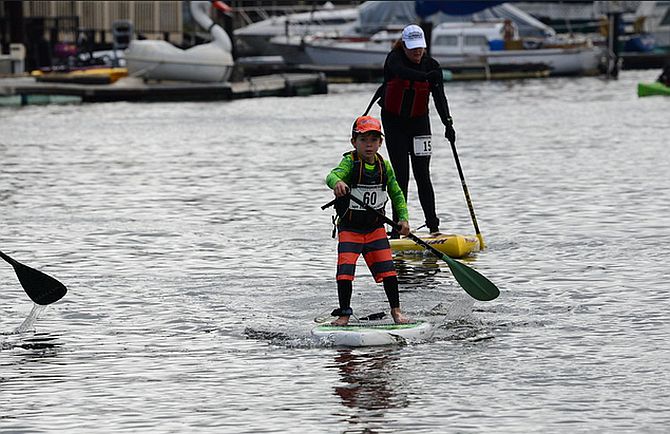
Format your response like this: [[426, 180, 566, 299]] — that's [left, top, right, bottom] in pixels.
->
[[0, 73, 328, 106]]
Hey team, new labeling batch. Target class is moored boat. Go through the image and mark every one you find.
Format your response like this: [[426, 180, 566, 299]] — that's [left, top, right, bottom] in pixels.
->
[[125, 1, 233, 82], [638, 81, 670, 96], [430, 21, 602, 76], [300, 20, 602, 76], [390, 232, 480, 258]]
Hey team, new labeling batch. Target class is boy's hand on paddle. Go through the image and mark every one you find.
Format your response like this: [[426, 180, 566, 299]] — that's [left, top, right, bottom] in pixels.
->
[[398, 220, 410, 236], [333, 181, 349, 197]]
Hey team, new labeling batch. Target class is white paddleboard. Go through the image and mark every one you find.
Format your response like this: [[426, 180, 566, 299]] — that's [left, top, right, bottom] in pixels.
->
[[311, 320, 434, 347]]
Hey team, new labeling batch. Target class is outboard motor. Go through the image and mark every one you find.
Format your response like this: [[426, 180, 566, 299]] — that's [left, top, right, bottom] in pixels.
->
[[112, 20, 134, 67]]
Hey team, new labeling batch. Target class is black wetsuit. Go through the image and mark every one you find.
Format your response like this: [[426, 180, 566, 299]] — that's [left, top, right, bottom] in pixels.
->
[[379, 48, 453, 233], [658, 61, 670, 86]]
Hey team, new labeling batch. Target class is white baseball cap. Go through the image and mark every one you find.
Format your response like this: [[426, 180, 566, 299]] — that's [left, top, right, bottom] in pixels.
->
[[402, 24, 426, 49]]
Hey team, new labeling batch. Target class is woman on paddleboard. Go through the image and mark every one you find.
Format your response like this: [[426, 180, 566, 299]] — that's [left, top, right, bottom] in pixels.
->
[[374, 24, 456, 238], [326, 115, 411, 326]]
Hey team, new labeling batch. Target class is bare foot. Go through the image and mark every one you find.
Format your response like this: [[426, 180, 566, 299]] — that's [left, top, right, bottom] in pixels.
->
[[331, 315, 350, 326], [391, 308, 410, 324]]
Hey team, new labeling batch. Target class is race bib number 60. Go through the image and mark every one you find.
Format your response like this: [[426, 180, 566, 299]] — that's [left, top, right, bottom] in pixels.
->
[[350, 184, 387, 211], [413, 135, 432, 156]]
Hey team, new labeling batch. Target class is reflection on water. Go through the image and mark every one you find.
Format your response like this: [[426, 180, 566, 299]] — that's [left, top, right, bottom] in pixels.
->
[[332, 349, 408, 418], [4, 333, 61, 351], [0, 331, 63, 370], [394, 256, 441, 286]]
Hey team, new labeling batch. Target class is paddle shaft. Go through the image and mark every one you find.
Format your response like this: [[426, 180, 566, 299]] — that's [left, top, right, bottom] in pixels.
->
[[342, 194, 452, 259], [323, 195, 446, 258], [448, 139, 486, 249], [321, 194, 499, 301], [321, 197, 337, 210]]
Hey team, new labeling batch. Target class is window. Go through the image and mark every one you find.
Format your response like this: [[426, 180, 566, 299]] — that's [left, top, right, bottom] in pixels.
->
[[434, 35, 458, 46], [464, 35, 488, 47], [660, 7, 670, 26]]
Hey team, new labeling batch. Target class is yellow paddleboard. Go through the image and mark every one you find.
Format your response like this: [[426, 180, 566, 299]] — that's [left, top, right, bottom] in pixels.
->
[[390, 232, 480, 258], [32, 67, 128, 84]]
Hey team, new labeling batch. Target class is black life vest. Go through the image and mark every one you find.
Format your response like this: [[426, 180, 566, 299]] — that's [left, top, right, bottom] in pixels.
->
[[383, 78, 431, 118], [335, 151, 388, 229]]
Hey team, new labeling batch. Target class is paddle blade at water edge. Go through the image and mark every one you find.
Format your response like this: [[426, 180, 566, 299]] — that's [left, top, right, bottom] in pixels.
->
[[0, 251, 68, 305], [443, 254, 499, 301]]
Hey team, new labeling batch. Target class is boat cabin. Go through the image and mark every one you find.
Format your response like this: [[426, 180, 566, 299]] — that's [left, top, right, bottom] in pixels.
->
[[431, 21, 520, 55]]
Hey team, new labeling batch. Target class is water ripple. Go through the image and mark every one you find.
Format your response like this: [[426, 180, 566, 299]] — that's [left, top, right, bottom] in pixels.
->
[[2, 70, 669, 432]]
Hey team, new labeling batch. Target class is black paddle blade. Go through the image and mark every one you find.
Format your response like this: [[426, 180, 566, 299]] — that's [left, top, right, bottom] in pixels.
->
[[0, 251, 68, 305]]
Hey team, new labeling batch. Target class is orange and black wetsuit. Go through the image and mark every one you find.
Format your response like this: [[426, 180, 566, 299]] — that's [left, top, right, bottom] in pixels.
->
[[380, 48, 453, 234], [326, 151, 410, 315]]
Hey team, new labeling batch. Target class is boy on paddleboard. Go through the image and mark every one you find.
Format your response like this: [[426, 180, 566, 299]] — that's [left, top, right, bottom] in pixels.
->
[[326, 115, 411, 326]]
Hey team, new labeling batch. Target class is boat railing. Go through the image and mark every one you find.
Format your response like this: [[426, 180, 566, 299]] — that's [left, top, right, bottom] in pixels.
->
[[233, 4, 357, 29]]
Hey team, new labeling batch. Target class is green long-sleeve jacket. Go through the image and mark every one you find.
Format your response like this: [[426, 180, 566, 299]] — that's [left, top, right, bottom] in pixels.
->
[[326, 152, 409, 223]]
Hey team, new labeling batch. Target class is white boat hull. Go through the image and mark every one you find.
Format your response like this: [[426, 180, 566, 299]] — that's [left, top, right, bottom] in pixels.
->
[[304, 39, 389, 67], [126, 40, 233, 83], [432, 46, 602, 76], [268, 35, 313, 65], [302, 18, 603, 76], [125, 1, 234, 83], [303, 39, 601, 75]]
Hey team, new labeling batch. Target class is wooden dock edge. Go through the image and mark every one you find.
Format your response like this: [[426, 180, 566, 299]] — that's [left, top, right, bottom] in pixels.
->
[[0, 73, 328, 104]]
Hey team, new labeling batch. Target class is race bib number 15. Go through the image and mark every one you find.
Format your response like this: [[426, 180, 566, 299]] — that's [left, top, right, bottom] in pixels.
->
[[413, 135, 432, 156]]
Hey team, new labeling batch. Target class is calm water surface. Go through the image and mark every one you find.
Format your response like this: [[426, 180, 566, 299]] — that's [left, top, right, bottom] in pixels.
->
[[1, 70, 669, 432]]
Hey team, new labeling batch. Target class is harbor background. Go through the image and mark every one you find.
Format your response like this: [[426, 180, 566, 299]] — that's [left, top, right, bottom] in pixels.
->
[[2, 69, 669, 432]]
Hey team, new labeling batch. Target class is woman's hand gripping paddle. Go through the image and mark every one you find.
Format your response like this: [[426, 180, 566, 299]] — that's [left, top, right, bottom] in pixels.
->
[[322, 195, 499, 301], [1, 250, 68, 305]]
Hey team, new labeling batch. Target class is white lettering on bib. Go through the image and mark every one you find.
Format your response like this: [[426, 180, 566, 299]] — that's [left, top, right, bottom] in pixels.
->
[[413, 135, 432, 156], [350, 184, 387, 211]]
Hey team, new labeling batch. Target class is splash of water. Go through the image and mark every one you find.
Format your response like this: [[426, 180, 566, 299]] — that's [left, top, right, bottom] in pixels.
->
[[444, 295, 475, 321], [13, 303, 47, 334], [429, 293, 475, 321]]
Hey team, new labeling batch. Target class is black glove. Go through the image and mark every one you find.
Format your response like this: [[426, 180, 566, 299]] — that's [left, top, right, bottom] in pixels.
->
[[444, 118, 456, 144], [426, 69, 442, 84]]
